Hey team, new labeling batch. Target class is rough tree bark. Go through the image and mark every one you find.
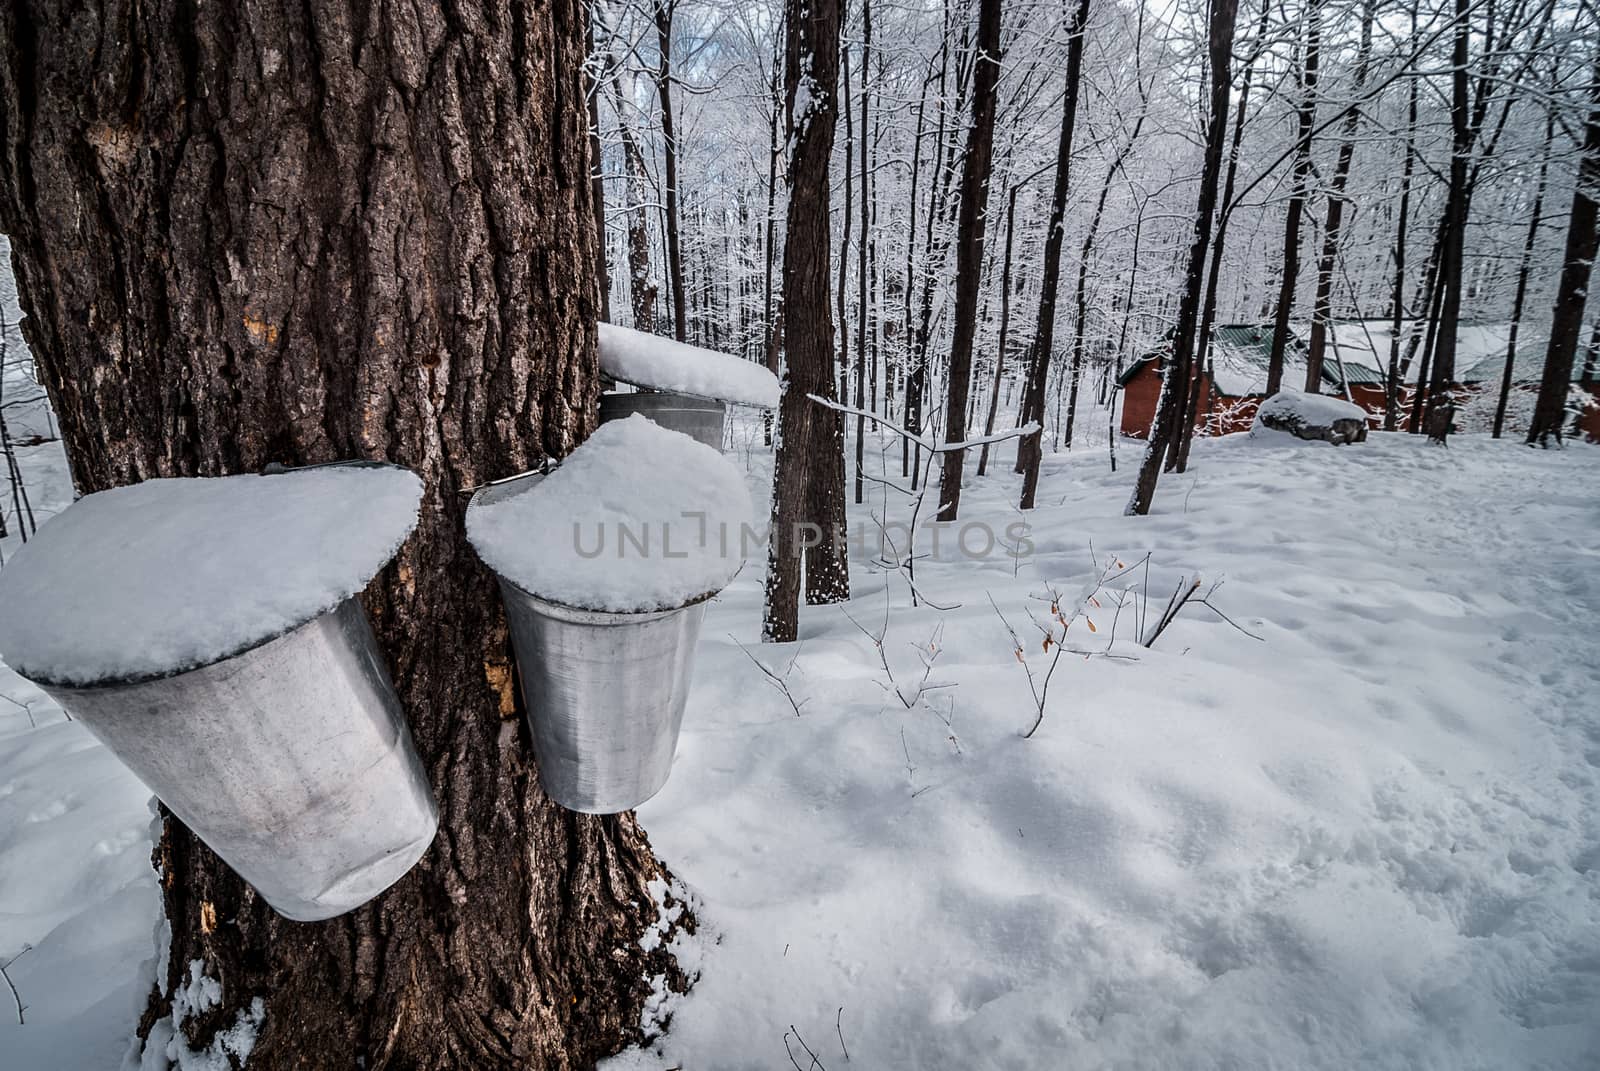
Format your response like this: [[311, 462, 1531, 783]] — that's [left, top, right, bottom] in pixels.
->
[[937, 0, 1003, 522], [0, 1, 688, 1068], [764, 0, 845, 641], [1527, 49, 1600, 447], [1017, 0, 1092, 510]]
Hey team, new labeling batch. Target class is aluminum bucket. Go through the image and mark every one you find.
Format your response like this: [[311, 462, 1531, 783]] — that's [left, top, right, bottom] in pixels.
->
[[498, 580, 705, 814], [36, 598, 438, 922], [600, 391, 727, 451]]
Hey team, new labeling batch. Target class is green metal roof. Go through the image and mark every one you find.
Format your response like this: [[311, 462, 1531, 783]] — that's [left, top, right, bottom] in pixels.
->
[[1118, 323, 1391, 393]]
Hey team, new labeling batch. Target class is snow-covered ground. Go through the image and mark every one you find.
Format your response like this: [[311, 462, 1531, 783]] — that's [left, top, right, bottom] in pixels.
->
[[2, 409, 1598, 1069]]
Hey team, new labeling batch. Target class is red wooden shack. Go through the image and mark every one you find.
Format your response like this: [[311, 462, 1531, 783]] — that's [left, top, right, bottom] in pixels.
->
[[1115, 320, 1598, 441]]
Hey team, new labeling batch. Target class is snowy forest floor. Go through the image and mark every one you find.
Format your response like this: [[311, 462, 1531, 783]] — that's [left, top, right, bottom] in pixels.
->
[[3, 414, 1599, 1069]]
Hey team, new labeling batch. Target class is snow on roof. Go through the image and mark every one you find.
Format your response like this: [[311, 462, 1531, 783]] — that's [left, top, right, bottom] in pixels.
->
[[0, 464, 422, 686], [1294, 320, 1535, 385], [1126, 321, 1531, 397], [1289, 321, 1389, 384], [467, 414, 752, 614], [1206, 325, 1321, 395], [600, 322, 780, 408], [1456, 325, 1569, 385]]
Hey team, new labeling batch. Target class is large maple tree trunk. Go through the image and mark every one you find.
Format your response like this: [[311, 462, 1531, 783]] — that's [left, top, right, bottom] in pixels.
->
[[0, 2, 686, 1067]]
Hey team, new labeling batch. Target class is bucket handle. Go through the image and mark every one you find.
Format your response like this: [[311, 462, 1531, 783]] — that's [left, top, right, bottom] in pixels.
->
[[457, 455, 565, 497]]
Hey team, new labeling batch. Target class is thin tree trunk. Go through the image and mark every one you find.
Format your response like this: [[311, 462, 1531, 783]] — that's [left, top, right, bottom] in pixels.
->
[[856, 0, 872, 504], [1304, 0, 1375, 393], [611, 67, 658, 332], [1017, 0, 1092, 509], [840, 35, 856, 490], [655, 0, 688, 341], [937, 0, 1003, 521], [1127, 0, 1239, 515], [902, 62, 933, 477], [1409, 249, 1447, 432], [765, 0, 845, 639], [910, 5, 968, 490], [1425, 0, 1475, 422], [1265, 1, 1320, 398], [586, 10, 612, 322], [1384, 3, 1421, 431], [762, 26, 783, 447], [978, 166, 1048, 476], [1175, 0, 1267, 471], [1527, 50, 1600, 446], [0, 2, 685, 1066], [1068, 23, 1151, 454], [1494, 108, 1555, 437]]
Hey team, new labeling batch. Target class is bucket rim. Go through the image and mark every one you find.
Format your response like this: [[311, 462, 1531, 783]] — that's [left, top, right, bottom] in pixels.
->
[[495, 575, 717, 623], [599, 387, 730, 410], [27, 596, 366, 693], [15, 459, 414, 692]]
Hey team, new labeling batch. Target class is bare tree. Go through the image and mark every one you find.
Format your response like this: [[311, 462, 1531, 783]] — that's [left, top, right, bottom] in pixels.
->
[[656, 0, 689, 340], [1495, 105, 1556, 437], [1528, 48, 1600, 447], [1265, 0, 1321, 399], [937, 0, 1005, 521], [1017, 0, 1093, 510], [1304, 0, 1375, 394], [1128, 0, 1240, 516], [765, 0, 847, 641]]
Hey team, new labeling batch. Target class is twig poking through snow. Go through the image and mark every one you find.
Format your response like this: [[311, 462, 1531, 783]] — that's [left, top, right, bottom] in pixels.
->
[[790, 1023, 828, 1070], [2, 944, 31, 1024], [1140, 576, 1264, 647], [836, 1006, 850, 1061], [732, 635, 808, 716]]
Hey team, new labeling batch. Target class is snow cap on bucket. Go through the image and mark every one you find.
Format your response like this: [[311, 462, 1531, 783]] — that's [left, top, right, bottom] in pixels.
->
[[599, 321, 779, 408], [466, 414, 753, 613], [0, 464, 423, 687]]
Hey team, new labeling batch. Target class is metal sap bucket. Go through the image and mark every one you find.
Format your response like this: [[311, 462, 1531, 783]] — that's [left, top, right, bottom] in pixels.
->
[[470, 472, 706, 813], [600, 391, 727, 451], [499, 582, 706, 814], [36, 598, 438, 922]]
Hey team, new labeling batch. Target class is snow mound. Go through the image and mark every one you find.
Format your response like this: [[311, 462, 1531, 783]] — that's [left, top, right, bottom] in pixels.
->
[[1251, 390, 1370, 440], [0, 465, 422, 686], [467, 415, 752, 613], [600, 322, 780, 408]]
